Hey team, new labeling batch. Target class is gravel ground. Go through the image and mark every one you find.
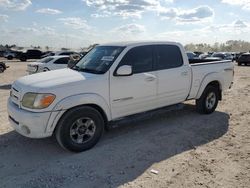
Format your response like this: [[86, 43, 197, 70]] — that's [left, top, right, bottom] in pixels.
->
[[0, 58, 249, 188]]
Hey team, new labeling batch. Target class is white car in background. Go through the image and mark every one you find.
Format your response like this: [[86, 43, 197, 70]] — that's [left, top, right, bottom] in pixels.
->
[[27, 56, 70, 74]]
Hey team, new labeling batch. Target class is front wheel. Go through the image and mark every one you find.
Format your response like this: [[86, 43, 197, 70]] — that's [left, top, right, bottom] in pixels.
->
[[196, 86, 219, 114], [55, 106, 104, 152], [7, 56, 13, 60]]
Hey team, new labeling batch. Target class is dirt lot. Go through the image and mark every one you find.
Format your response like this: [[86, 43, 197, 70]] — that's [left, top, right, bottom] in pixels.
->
[[0, 59, 249, 188]]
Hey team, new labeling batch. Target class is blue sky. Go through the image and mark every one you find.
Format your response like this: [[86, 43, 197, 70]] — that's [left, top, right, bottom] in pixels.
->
[[0, 0, 250, 49]]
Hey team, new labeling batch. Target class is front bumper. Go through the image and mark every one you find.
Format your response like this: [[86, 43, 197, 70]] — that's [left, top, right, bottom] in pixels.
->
[[7, 98, 53, 138]]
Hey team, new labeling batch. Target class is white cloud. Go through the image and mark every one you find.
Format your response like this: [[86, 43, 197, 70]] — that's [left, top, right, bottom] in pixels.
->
[[0, 14, 8, 22], [159, 5, 214, 23], [0, 0, 31, 11], [233, 20, 248, 28], [83, 0, 167, 18], [222, 0, 250, 11], [156, 20, 250, 44], [91, 13, 109, 18], [36, 8, 62, 15], [113, 23, 145, 34], [107, 23, 147, 41], [58, 17, 91, 30]]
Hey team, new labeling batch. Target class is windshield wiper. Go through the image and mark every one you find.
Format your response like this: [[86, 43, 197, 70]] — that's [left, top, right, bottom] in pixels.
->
[[72, 66, 104, 74]]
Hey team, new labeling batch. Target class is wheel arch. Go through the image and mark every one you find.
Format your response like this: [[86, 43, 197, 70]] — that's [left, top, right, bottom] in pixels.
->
[[196, 72, 223, 100], [46, 94, 111, 134]]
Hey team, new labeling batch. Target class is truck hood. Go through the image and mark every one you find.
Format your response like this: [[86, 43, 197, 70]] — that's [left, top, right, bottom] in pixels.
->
[[15, 68, 95, 90]]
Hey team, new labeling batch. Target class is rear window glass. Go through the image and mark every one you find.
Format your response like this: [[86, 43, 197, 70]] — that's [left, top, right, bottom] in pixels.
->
[[156, 45, 183, 70]]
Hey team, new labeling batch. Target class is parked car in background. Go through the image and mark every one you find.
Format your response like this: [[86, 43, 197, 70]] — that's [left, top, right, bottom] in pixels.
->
[[0, 51, 5, 57], [199, 53, 211, 59], [0, 62, 9, 73], [27, 56, 70, 74], [19, 49, 42, 61], [235, 52, 245, 61], [186, 52, 199, 59], [41, 51, 79, 58], [211, 52, 233, 60], [4, 51, 16, 60], [237, 53, 250, 66], [4, 51, 22, 60]]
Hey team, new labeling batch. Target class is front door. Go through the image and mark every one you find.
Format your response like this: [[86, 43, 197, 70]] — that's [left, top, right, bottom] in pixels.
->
[[110, 45, 157, 119]]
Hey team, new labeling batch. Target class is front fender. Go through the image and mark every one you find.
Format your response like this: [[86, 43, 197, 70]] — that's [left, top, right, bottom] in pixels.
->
[[45, 93, 111, 133], [196, 72, 224, 99]]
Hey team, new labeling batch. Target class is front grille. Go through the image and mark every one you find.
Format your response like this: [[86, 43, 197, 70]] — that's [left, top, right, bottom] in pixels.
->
[[10, 86, 21, 107], [9, 115, 19, 125]]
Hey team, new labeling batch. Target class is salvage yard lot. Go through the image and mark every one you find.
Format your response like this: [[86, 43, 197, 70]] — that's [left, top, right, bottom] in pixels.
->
[[0, 59, 249, 188]]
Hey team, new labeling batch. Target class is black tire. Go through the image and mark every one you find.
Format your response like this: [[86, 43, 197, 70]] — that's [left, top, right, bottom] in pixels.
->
[[7, 56, 13, 60], [55, 106, 104, 152], [0, 65, 4, 73], [238, 62, 242, 66], [196, 86, 219, 114], [20, 56, 27, 62]]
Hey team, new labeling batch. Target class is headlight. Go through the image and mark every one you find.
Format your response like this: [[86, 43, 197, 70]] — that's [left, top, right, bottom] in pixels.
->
[[28, 65, 38, 72], [22, 93, 56, 109]]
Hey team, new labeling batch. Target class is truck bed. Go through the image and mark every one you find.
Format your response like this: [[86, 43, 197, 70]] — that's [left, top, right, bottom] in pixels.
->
[[187, 59, 234, 100]]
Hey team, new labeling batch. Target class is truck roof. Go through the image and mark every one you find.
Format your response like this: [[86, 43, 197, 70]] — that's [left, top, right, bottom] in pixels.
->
[[101, 41, 181, 47]]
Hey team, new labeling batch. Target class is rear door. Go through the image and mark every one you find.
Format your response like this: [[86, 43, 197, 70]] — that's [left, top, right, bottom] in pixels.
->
[[110, 45, 157, 119], [155, 45, 191, 106]]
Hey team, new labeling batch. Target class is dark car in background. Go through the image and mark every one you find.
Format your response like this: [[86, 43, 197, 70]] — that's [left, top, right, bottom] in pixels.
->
[[237, 53, 250, 66], [19, 49, 42, 61]]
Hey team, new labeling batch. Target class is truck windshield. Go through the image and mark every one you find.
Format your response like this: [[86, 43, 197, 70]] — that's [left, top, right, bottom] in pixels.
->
[[74, 46, 125, 74]]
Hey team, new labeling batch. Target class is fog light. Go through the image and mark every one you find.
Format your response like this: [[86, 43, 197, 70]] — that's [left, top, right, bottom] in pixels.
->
[[21, 125, 31, 135]]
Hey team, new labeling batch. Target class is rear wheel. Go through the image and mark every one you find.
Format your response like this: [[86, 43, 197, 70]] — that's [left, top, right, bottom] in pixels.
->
[[196, 86, 219, 114], [55, 106, 104, 152], [20, 56, 27, 62]]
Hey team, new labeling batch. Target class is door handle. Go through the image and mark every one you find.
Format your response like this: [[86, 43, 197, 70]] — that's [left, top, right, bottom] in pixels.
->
[[145, 76, 156, 82]]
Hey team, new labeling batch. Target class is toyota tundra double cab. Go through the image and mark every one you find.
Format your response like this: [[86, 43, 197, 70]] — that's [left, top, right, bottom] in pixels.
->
[[8, 41, 234, 152]]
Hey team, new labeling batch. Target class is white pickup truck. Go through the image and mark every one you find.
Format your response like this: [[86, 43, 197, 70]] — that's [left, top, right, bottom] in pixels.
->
[[7, 41, 234, 152]]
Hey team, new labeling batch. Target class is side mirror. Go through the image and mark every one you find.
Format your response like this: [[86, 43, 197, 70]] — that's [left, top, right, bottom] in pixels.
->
[[115, 65, 132, 76]]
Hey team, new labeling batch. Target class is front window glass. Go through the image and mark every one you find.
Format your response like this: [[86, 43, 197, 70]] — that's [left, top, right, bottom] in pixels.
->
[[74, 46, 125, 74], [118, 46, 153, 74]]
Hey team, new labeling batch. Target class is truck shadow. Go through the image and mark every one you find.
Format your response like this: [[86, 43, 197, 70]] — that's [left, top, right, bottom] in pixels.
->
[[0, 104, 229, 188]]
